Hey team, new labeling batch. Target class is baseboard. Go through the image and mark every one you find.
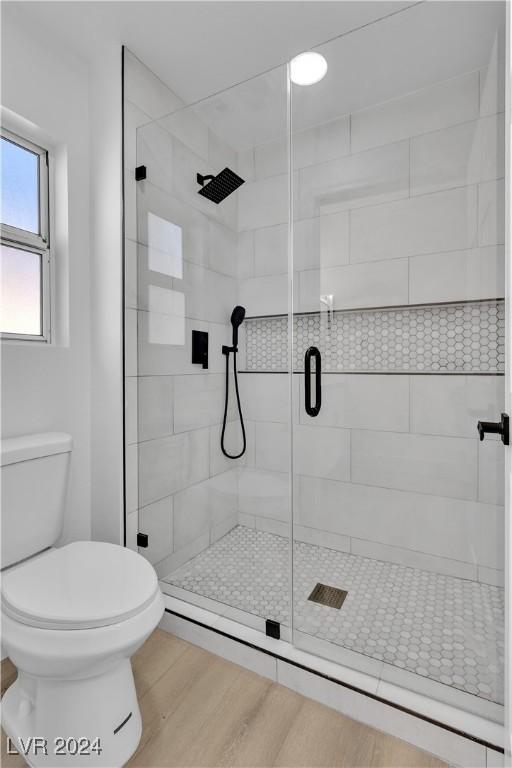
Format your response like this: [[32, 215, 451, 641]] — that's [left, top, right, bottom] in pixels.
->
[[159, 595, 505, 768]]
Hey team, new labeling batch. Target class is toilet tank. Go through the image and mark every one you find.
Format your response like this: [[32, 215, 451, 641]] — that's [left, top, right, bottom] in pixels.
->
[[1, 433, 72, 568]]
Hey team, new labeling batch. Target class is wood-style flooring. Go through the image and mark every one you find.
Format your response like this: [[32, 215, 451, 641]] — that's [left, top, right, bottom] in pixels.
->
[[1, 629, 446, 767]]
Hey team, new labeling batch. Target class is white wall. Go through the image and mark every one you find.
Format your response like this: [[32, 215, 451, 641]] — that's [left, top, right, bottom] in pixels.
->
[[1, 10, 91, 544], [1, 11, 125, 548]]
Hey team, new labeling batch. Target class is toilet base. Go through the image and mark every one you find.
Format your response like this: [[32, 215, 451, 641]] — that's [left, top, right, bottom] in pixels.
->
[[2, 659, 142, 767]]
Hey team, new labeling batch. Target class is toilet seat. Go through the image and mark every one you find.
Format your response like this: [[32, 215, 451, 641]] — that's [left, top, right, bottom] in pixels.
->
[[1, 541, 159, 630]]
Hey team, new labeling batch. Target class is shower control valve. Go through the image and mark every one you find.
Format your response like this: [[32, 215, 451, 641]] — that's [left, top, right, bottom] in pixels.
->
[[477, 413, 509, 445]]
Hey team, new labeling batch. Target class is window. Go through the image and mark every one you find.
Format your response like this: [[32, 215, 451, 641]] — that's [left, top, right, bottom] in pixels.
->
[[1, 129, 50, 341]]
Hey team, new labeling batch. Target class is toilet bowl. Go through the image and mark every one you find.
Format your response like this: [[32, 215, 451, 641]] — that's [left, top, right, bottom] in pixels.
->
[[0, 434, 164, 767]]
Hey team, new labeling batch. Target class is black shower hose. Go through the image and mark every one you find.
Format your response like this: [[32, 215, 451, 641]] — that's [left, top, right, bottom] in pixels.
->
[[220, 348, 246, 459]]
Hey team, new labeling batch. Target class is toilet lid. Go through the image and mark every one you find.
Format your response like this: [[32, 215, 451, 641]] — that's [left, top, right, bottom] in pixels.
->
[[1, 541, 160, 630]]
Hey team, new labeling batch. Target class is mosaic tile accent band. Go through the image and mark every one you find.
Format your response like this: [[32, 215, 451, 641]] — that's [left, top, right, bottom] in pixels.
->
[[244, 300, 505, 374]]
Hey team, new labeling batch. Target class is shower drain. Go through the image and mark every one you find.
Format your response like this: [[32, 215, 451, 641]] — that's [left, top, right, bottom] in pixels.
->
[[308, 583, 348, 609]]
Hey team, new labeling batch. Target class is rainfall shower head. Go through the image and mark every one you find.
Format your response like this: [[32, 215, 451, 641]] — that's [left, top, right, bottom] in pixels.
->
[[231, 305, 246, 349], [197, 168, 245, 204]]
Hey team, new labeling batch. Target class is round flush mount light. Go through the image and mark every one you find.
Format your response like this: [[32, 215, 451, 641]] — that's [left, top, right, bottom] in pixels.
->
[[290, 52, 328, 86]]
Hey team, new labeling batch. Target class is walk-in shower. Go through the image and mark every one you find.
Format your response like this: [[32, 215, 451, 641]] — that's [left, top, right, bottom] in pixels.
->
[[126, 0, 506, 740]]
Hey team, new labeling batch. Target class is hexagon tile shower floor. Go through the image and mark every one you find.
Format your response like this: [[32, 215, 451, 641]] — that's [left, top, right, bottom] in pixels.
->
[[166, 526, 504, 705]]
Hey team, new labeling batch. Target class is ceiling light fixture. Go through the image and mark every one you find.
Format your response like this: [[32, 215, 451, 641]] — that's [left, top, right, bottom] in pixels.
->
[[290, 52, 328, 86]]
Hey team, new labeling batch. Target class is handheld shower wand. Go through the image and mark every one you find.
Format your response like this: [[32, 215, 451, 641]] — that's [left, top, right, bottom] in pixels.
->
[[221, 306, 246, 459], [230, 305, 245, 350]]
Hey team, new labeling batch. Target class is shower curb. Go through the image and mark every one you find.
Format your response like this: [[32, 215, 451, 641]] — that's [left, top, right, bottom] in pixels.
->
[[160, 597, 505, 767]]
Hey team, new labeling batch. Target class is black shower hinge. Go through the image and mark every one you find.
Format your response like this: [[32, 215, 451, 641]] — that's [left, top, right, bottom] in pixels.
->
[[137, 532, 149, 548], [265, 619, 280, 640], [135, 165, 147, 181]]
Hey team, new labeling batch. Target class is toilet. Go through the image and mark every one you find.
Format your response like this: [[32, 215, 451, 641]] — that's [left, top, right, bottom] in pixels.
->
[[0, 433, 164, 767]]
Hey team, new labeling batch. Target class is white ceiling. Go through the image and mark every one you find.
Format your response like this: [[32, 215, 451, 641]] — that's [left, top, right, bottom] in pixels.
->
[[3, 0, 505, 150], [3, 1, 415, 103], [167, 0, 506, 149]]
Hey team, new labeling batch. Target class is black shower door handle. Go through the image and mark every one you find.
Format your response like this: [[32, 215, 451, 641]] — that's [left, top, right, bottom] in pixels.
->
[[305, 346, 321, 417]]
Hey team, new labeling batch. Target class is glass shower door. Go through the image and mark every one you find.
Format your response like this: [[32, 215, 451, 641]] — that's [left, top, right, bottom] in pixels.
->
[[132, 62, 293, 635], [289, 2, 506, 717]]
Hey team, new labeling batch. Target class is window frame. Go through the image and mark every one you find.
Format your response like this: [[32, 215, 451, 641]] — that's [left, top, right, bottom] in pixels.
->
[[1, 128, 51, 343]]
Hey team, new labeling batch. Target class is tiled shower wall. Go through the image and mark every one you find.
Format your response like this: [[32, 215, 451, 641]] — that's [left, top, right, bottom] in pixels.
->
[[124, 50, 243, 574], [236, 61, 505, 586], [124, 50, 505, 588]]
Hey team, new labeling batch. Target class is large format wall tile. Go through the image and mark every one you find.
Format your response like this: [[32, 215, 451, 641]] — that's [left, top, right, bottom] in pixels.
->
[[138, 427, 210, 506], [126, 51, 243, 569], [128, 52, 506, 584], [351, 430, 478, 500], [410, 376, 504, 438], [478, 179, 505, 247], [137, 312, 230, 376], [350, 186, 477, 263], [138, 496, 173, 565], [293, 424, 350, 481], [175, 261, 236, 325], [253, 115, 351, 180], [238, 173, 288, 230], [173, 373, 224, 433], [255, 421, 290, 473], [254, 223, 288, 276], [137, 120, 237, 229], [161, 107, 209, 162], [136, 184, 208, 271], [350, 537, 478, 581], [208, 127, 237, 172], [292, 115, 350, 169], [137, 312, 200, 375], [238, 467, 290, 522], [294, 212, 350, 272], [173, 471, 238, 552], [173, 482, 210, 550], [209, 422, 249, 476], [298, 258, 408, 312], [298, 140, 409, 219], [350, 71, 479, 153], [208, 219, 238, 277], [296, 475, 502, 569], [480, 59, 505, 118], [239, 273, 289, 316], [409, 246, 504, 304], [238, 373, 290, 423], [237, 230, 254, 278], [410, 114, 504, 196], [479, 439, 505, 506], [299, 374, 409, 432], [254, 138, 287, 180], [138, 376, 174, 441]]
